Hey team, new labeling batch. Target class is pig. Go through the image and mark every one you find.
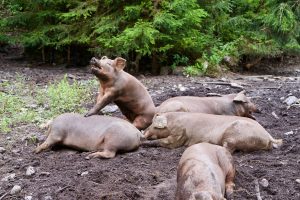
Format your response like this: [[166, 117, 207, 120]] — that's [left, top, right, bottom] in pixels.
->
[[35, 113, 142, 159], [176, 143, 235, 200], [156, 91, 258, 119], [85, 56, 156, 130], [144, 112, 282, 152]]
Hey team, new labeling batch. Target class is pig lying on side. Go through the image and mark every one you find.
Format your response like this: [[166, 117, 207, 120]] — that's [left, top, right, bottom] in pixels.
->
[[85, 56, 156, 130], [35, 113, 142, 159], [144, 112, 282, 152], [157, 91, 258, 119], [176, 143, 235, 200]]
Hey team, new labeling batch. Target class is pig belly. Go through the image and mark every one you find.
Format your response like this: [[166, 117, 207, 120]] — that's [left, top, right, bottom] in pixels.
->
[[62, 130, 105, 151]]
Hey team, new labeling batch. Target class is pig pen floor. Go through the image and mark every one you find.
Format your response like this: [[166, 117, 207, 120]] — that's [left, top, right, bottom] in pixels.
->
[[0, 58, 300, 200]]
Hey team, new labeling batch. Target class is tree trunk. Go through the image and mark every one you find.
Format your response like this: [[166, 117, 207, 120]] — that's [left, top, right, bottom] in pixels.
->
[[41, 47, 45, 63], [67, 46, 71, 66], [151, 53, 160, 75], [133, 54, 141, 73]]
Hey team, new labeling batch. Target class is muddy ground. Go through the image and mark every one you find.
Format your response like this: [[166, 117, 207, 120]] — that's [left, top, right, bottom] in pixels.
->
[[0, 54, 300, 200]]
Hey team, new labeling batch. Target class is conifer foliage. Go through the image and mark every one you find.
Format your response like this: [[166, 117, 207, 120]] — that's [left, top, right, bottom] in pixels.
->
[[1, 0, 299, 74]]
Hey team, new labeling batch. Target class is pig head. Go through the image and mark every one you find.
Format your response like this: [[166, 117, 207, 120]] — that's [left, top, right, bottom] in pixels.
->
[[176, 143, 235, 200], [144, 112, 282, 152], [156, 91, 258, 119], [85, 56, 156, 130]]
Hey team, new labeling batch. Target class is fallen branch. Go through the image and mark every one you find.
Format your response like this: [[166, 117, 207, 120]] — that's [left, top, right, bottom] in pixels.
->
[[55, 185, 72, 193], [206, 93, 222, 97], [259, 86, 282, 90], [0, 192, 8, 200], [201, 81, 247, 89], [254, 179, 262, 200]]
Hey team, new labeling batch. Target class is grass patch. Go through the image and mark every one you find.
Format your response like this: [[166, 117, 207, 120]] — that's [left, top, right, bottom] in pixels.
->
[[0, 75, 95, 133]]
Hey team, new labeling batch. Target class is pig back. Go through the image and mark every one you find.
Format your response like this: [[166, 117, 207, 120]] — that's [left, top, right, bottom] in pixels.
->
[[114, 73, 155, 120], [176, 143, 227, 199], [158, 96, 234, 115]]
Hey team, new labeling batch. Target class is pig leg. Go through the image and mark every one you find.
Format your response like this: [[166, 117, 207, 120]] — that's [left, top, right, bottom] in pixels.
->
[[156, 134, 186, 149], [85, 150, 116, 159], [35, 134, 62, 153], [85, 91, 114, 117], [217, 149, 235, 198], [85, 131, 124, 159]]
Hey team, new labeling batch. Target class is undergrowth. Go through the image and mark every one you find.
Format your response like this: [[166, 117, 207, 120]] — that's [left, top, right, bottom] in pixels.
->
[[0, 74, 95, 133]]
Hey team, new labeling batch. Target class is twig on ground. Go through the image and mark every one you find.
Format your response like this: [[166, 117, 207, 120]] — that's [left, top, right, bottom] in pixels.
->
[[0, 192, 8, 200], [55, 185, 72, 193], [284, 144, 295, 154], [254, 179, 262, 200], [259, 85, 282, 89], [202, 81, 249, 88], [234, 188, 251, 195]]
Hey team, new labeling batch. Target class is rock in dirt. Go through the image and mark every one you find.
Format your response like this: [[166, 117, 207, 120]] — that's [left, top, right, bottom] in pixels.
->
[[44, 195, 53, 200], [1, 173, 16, 182], [0, 147, 6, 153], [259, 178, 269, 188], [283, 96, 299, 106], [271, 111, 280, 119], [39, 172, 50, 176], [10, 185, 22, 194], [296, 179, 300, 184], [101, 105, 119, 113], [25, 196, 33, 200], [284, 131, 294, 136], [26, 166, 36, 176], [81, 171, 89, 176]]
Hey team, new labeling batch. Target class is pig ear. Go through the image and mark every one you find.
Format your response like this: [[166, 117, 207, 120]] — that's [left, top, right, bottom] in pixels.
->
[[114, 57, 126, 71], [233, 90, 247, 103], [153, 115, 167, 129], [101, 56, 108, 60]]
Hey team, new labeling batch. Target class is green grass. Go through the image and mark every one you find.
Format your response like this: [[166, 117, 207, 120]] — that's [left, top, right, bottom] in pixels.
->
[[0, 75, 95, 133]]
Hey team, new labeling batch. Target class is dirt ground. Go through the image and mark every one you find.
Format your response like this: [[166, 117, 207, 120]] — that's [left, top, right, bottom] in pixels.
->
[[0, 54, 300, 200]]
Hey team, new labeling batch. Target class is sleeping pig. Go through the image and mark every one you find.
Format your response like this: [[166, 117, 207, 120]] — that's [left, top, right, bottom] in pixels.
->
[[156, 91, 258, 119], [176, 143, 235, 200], [35, 113, 142, 159], [144, 112, 282, 152], [85, 56, 156, 130]]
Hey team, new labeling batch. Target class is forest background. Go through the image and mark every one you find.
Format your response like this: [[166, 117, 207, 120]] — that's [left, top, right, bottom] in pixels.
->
[[0, 0, 299, 75]]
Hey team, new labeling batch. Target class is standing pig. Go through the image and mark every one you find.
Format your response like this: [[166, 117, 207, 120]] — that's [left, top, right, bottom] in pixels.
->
[[176, 143, 235, 200], [144, 112, 282, 152], [35, 113, 142, 159], [85, 56, 156, 130], [157, 91, 258, 119]]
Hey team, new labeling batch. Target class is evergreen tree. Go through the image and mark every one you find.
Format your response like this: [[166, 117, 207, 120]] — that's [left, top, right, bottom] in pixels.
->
[[1, 0, 299, 74]]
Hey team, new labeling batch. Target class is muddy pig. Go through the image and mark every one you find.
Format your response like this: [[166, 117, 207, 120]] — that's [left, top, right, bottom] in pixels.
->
[[156, 91, 258, 119], [144, 112, 282, 152], [35, 113, 142, 159], [176, 143, 235, 200], [85, 56, 155, 130]]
